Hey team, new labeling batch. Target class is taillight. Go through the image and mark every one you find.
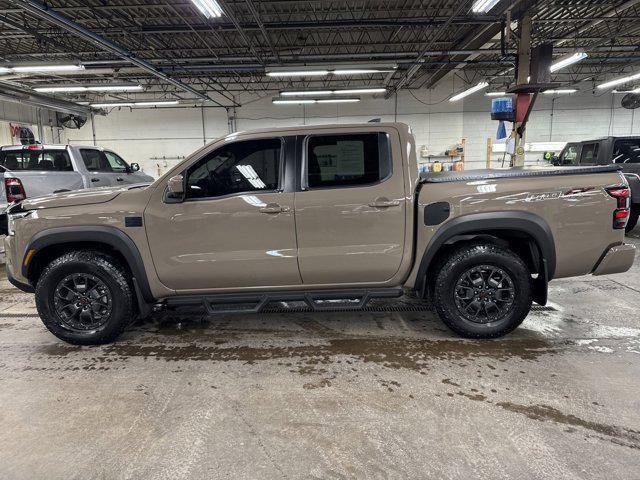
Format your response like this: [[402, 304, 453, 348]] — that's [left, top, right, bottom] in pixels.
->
[[5, 178, 26, 203], [606, 185, 631, 229]]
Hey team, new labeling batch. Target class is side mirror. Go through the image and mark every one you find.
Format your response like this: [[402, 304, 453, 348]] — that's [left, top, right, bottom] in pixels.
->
[[130, 163, 140, 172], [166, 174, 185, 201]]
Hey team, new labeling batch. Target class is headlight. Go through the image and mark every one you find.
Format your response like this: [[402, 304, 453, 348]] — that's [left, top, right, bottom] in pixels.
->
[[7, 211, 32, 236]]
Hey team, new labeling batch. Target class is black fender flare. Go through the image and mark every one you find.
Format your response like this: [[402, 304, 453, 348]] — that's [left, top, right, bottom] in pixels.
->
[[415, 211, 556, 293], [23, 225, 155, 303]]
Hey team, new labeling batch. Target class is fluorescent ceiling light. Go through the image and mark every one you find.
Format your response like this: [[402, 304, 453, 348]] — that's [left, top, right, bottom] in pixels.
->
[[272, 99, 317, 104], [333, 69, 389, 75], [267, 70, 329, 77], [317, 98, 360, 103], [485, 91, 507, 96], [0, 67, 10, 74], [281, 90, 333, 96], [133, 100, 179, 106], [542, 89, 577, 95], [91, 100, 179, 108], [280, 87, 386, 96], [597, 72, 640, 90], [550, 52, 587, 73], [34, 84, 143, 93], [333, 88, 386, 94], [12, 64, 84, 73], [272, 98, 360, 105], [190, 0, 223, 18], [449, 81, 488, 102], [472, 0, 501, 13]]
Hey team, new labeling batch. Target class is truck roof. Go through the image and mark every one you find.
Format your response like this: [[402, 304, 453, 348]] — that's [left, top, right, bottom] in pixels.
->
[[0, 144, 104, 151], [566, 136, 640, 145], [226, 121, 411, 139]]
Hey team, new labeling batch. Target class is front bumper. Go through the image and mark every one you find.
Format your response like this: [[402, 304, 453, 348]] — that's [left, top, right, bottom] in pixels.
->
[[593, 243, 637, 276]]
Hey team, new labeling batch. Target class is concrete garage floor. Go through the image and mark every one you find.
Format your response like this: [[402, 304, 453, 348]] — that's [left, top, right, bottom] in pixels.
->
[[0, 237, 639, 480]]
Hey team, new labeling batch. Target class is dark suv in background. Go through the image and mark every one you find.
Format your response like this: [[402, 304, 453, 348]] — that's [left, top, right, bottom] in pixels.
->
[[555, 136, 640, 232]]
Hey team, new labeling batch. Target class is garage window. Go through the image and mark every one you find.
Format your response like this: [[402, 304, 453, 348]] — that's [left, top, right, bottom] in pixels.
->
[[185, 138, 282, 199], [306, 133, 391, 189]]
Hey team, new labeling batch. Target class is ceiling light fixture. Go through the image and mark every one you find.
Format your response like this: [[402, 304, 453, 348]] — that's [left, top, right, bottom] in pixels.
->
[[449, 81, 488, 102], [190, 0, 223, 19], [267, 70, 330, 77], [91, 100, 179, 108], [34, 85, 144, 93], [333, 69, 392, 75], [597, 72, 640, 90], [11, 64, 85, 73], [485, 91, 507, 96], [472, 0, 501, 13], [316, 98, 360, 103], [550, 52, 588, 73], [542, 89, 577, 95], [280, 90, 333, 96], [272, 98, 360, 105], [280, 87, 386, 96], [266, 66, 396, 78]]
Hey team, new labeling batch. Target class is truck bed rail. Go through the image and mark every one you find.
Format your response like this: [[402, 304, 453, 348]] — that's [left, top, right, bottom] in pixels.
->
[[420, 165, 621, 184]]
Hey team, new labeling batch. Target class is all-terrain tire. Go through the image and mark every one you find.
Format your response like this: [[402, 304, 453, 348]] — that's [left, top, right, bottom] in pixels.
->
[[432, 243, 532, 338], [35, 251, 133, 345]]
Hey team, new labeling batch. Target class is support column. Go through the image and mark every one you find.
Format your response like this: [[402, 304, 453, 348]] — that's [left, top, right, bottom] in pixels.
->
[[512, 14, 532, 167], [36, 108, 45, 143], [90, 111, 97, 146]]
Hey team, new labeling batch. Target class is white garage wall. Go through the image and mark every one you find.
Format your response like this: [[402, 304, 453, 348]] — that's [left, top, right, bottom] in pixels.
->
[[2, 80, 636, 177]]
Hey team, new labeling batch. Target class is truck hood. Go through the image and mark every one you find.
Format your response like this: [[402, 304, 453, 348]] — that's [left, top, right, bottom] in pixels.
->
[[20, 183, 152, 210]]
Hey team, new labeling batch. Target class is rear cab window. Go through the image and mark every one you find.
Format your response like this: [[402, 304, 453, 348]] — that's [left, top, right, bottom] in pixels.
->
[[613, 139, 640, 164], [305, 133, 391, 189], [0, 148, 73, 171]]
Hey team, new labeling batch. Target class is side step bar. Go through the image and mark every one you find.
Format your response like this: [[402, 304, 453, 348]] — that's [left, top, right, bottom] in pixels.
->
[[164, 288, 403, 315]]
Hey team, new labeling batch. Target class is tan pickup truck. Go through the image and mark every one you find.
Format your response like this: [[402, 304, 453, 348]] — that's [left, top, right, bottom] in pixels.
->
[[1, 123, 636, 344]]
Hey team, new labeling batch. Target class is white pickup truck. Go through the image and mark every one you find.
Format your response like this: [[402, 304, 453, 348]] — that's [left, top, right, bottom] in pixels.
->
[[0, 144, 154, 211]]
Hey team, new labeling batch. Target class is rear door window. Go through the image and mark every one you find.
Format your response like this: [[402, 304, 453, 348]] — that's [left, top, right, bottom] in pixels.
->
[[0, 149, 73, 171], [306, 133, 391, 188], [80, 149, 113, 172], [579, 143, 599, 165], [613, 139, 640, 163]]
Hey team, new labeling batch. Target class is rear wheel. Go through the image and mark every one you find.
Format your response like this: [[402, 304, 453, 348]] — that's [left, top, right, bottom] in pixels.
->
[[625, 206, 639, 233], [432, 243, 532, 338], [35, 251, 133, 345]]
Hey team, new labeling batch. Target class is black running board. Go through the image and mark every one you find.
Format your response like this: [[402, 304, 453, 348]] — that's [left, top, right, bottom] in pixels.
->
[[164, 288, 403, 315]]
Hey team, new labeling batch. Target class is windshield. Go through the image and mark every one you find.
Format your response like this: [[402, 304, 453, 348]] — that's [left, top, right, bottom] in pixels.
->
[[0, 149, 73, 171]]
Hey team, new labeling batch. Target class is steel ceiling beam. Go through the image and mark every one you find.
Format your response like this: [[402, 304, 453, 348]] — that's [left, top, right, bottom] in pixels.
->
[[9, 0, 233, 107], [0, 80, 91, 116]]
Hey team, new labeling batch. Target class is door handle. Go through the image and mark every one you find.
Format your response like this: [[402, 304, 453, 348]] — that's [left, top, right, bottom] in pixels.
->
[[259, 203, 287, 214], [369, 197, 400, 208], [91, 178, 100, 183], [116, 177, 124, 182]]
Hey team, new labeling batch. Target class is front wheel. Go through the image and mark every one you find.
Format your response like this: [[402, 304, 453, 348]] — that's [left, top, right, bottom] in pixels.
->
[[432, 243, 533, 338], [35, 251, 133, 345]]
